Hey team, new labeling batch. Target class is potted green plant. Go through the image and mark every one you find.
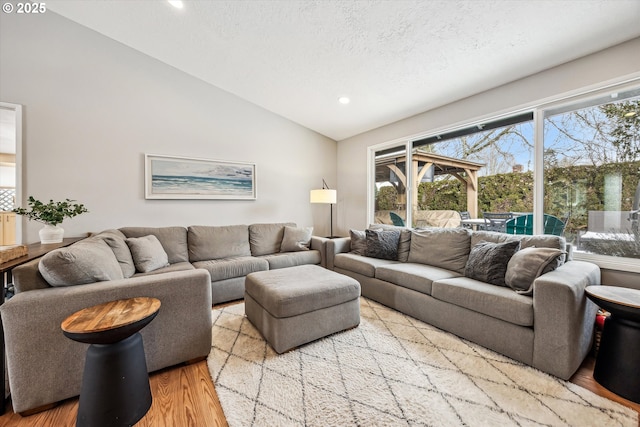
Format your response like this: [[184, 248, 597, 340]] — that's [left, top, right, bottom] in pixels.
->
[[13, 196, 88, 243]]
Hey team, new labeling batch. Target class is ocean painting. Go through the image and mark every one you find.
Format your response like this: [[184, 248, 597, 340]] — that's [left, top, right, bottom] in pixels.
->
[[145, 154, 256, 199]]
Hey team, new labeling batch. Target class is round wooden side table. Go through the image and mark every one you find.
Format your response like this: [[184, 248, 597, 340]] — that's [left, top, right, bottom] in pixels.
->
[[61, 297, 161, 427], [585, 285, 640, 404]]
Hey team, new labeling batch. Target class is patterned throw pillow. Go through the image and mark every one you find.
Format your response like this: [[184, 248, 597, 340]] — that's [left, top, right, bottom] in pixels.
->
[[364, 228, 401, 261], [465, 240, 521, 287]]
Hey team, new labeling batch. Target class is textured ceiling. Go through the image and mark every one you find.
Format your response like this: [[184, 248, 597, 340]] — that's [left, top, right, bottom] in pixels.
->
[[45, 0, 640, 141]]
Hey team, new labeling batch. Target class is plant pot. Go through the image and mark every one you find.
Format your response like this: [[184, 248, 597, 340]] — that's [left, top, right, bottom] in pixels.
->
[[39, 224, 64, 244]]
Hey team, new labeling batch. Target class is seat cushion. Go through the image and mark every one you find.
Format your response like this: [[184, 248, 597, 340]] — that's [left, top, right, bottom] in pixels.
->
[[192, 257, 268, 282], [260, 251, 321, 269], [431, 277, 534, 327], [245, 265, 360, 318], [333, 253, 399, 278], [132, 261, 195, 277], [375, 263, 461, 296]]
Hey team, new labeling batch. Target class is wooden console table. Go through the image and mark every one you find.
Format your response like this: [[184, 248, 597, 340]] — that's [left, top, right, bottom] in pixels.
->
[[0, 237, 85, 414]]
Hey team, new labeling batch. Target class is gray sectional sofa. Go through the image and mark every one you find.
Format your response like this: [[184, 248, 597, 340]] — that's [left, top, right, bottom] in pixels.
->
[[326, 226, 601, 380], [2, 222, 322, 414]]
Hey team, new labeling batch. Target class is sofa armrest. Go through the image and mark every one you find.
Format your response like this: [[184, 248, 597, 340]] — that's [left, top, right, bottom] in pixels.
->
[[1, 269, 212, 413], [311, 236, 328, 268], [326, 237, 351, 270], [532, 260, 600, 379]]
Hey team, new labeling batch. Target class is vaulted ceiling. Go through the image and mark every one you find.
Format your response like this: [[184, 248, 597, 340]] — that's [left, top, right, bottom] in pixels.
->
[[45, 0, 640, 141]]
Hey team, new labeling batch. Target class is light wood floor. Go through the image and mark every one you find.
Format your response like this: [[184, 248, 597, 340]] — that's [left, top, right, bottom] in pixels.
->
[[0, 343, 638, 426]]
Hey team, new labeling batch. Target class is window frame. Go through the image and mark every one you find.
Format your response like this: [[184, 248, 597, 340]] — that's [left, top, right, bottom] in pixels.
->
[[367, 78, 640, 273]]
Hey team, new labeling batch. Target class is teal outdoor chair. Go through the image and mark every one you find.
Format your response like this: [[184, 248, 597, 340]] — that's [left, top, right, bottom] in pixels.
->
[[389, 212, 406, 227], [505, 214, 566, 236]]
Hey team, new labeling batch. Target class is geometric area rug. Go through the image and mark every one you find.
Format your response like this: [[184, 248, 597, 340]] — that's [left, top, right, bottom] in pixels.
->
[[208, 298, 638, 427]]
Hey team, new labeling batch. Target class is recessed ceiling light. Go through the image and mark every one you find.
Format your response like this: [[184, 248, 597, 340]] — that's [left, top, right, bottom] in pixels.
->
[[338, 96, 350, 105], [624, 111, 637, 118], [168, 0, 184, 9]]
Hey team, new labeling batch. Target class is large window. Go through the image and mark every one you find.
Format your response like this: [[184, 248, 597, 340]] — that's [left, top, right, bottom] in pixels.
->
[[369, 83, 640, 267], [544, 88, 640, 259]]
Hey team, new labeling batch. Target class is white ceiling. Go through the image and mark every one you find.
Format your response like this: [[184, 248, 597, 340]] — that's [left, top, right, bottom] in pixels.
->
[[45, 0, 640, 141]]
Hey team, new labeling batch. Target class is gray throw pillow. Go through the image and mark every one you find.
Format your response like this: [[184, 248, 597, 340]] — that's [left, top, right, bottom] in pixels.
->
[[370, 224, 411, 262], [349, 229, 367, 255], [465, 240, 521, 287], [365, 228, 400, 260], [126, 235, 170, 273], [280, 226, 313, 252], [505, 247, 566, 295], [38, 238, 124, 287]]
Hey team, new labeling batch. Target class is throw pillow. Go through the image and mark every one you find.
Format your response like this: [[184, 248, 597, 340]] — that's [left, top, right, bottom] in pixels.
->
[[349, 229, 367, 255], [369, 224, 411, 262], [126, 235, 170, 273], [38, 238, 124, 287], [464, 240, 521, 287], [505, 247, 566, 295], [280, 226, 313, 252], [364, 228, 401, 261]]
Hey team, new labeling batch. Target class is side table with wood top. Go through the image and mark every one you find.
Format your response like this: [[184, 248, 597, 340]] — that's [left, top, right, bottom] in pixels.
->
[[585, 285, 640, 404], [61, 297, 161, 427]]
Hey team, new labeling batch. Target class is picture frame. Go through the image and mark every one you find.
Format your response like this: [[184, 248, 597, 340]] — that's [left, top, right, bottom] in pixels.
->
[[145, 154, 257, 200]]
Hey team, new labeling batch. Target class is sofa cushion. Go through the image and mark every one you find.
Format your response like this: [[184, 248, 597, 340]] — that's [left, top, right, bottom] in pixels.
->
[[432, 277, 534, 327], [188, 225, 251, 261], [120, 226, 188, 264], [365, 228, 400, 260], [126, 235, 170, 273], [131, 261, 195, 277], [375, 263, 461, 296], [349, 229, 367, 255], [249, 222, 296, 256], [334, 253, 399, 278], [192, 257, 269, 282], [505, 247, 566, 295], [408, 228, 471, 274], [280, 226, 313, 252], [96, 229, 135, 278], [260, 251, 322, 269], [38, 238, 124, 286], [465, 240, 521, 287]]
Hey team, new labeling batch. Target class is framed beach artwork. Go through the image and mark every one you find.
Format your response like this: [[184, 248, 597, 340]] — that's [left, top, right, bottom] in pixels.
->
[[145, 154, 257, 200]]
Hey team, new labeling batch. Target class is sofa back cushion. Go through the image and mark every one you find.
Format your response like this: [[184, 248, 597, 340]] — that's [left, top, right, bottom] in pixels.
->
[[38, 237, 124, 286], [408, 227, 471, 274], [95, 229, 136, 278], [471, 231, 567, 263], [119, 227, 188, 264], [249, 222, 295, 256], [188, 225, 251, 261]]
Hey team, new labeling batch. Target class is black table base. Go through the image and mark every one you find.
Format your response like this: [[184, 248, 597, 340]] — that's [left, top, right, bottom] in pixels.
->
[[76, 332, 152, 427], [593, 316, 640, 404]]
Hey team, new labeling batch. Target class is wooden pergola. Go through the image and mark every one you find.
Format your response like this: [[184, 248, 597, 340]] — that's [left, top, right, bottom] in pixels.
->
[[375, 150, 485, 218]]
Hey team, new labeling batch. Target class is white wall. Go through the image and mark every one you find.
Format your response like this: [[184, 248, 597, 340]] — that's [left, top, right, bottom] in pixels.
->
[[0, 11, 337, 242], [337, 37, 640, 234]]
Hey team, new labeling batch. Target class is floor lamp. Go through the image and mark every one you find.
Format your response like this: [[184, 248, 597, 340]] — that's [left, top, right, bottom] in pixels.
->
[[310, 179, 337, 238]]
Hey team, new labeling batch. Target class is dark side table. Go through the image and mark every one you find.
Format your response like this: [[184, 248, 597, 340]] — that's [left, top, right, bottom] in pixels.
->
[[61, 297, 161, 427], [585, 285, 640, 404]]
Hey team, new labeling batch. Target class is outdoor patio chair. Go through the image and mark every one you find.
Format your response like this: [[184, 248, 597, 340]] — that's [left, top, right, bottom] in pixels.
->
[[389, 212, 406, 227], [459, 211, 473, 229], [482, 212, 513, 233], [505, 214, 566, 236]]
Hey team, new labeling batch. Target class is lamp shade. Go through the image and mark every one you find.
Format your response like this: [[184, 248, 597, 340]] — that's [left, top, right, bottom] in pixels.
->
[[310, 189, 337, 204]]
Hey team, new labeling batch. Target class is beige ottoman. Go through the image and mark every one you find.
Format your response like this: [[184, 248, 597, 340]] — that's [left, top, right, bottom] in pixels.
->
[[244, 264, 361, 353]]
